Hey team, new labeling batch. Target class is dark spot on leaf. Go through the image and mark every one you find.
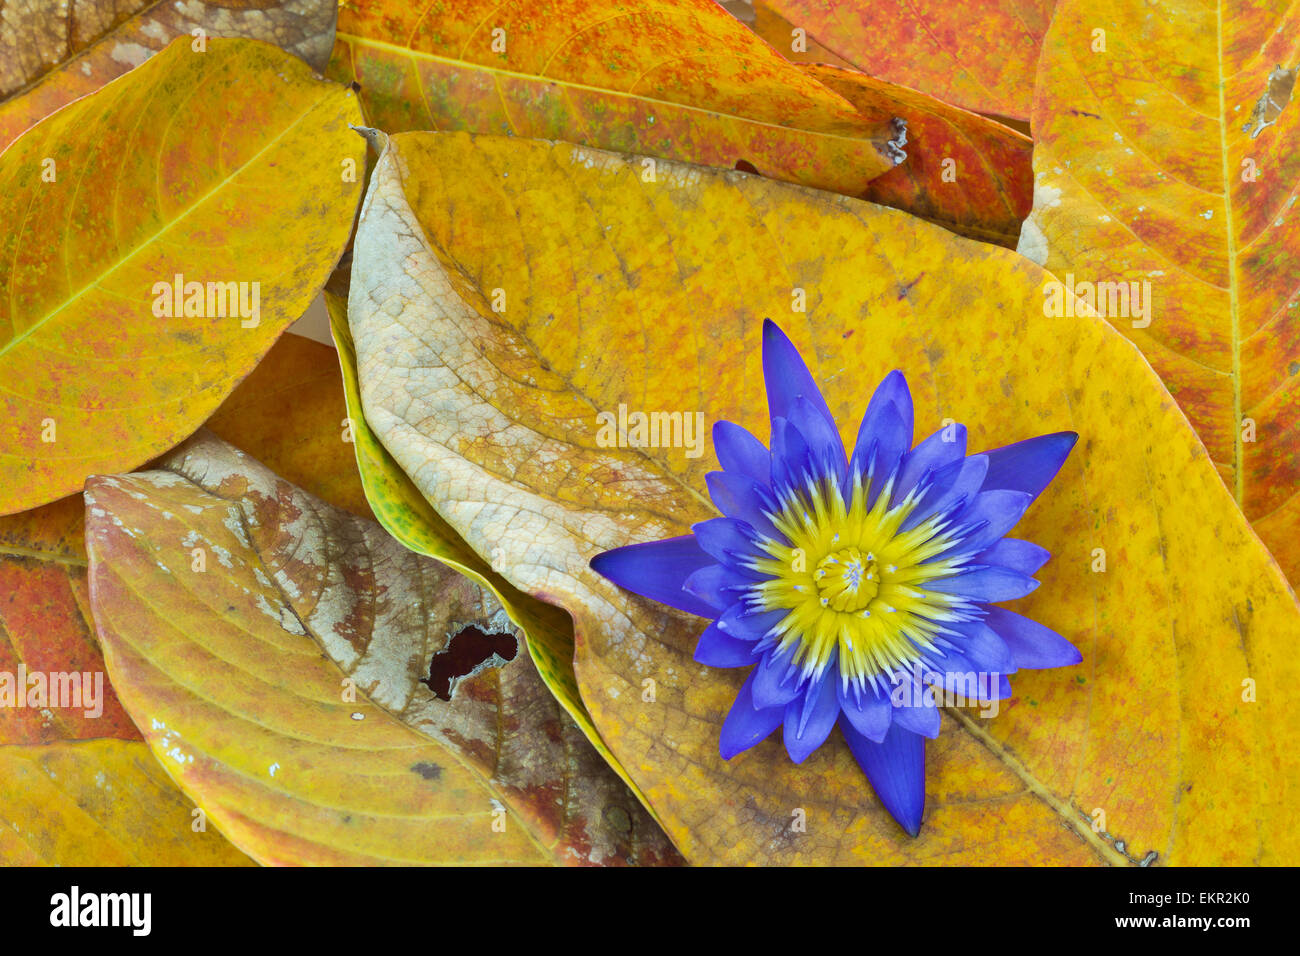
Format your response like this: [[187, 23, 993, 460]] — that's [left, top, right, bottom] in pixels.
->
[[734, 158, 759, 175], [1069, 108, 1102, 119], [422, 626, 518, 700], [411, 762, 442, 781], [897, 272, 925, 301], [602, 804, 633, 837]]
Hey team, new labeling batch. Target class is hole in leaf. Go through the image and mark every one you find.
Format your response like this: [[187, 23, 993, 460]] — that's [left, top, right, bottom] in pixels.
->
[[422, 626, 518, 701], [734, 158, 759, 175]]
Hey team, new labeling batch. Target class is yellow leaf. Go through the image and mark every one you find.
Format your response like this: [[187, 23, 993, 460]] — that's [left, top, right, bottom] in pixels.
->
[[0, 494, 250, 866], [0, 0, 338, 151], [0, 37, 364, 515], [0, 328, 379, 866], [85, 431, 681, 865], [347, 131, 1300, 864], [0, 740, 254, 865], [328, 0, 901, 197], [1021, 0, 1300, 586]]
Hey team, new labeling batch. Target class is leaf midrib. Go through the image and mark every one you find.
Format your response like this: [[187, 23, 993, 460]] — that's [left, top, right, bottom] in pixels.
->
[[1214, 0, 1245, 506], [336, 31, 887, 146]]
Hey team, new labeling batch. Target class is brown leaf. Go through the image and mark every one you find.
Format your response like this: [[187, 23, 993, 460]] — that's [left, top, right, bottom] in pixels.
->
[[85, 431, 682, 865]]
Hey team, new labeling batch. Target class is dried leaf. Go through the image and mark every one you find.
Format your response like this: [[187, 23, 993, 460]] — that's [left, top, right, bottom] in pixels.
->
[[0, 0, 338, 151], [327, 0, 901, 198], [0, 739, 255, 865], [324, 291, 661, 825], [806, 63, 1033, 246], [750, 0, 1054, 121], [85, 431, 681, 865], [1021, 0, 1300, 586], [0, 500, 251, 865], [0, 37, 365, 515], [209, 331, 373, 521], [348, 130, 1300, 864]]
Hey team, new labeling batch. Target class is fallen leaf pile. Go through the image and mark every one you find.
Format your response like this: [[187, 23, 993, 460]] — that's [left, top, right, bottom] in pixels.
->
[[0, 0, 1296, 866]]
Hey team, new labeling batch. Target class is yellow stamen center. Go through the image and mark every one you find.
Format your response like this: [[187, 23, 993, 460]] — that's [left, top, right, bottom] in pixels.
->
[[748, 475, 972, 685], [815, 547, 878, 612]]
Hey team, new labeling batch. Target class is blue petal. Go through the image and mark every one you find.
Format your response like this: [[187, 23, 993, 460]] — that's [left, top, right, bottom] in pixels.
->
[[705, 471, 781, 541], [783, 666, 840, 763], [890, 675, 942, 738], [770, 417, 812, 495], [694, 622, 760, 667], [925, 566, 1041, 602], [901, 454, 989, 531], [849, 401, 909, 506], [984, 606, 1083, 669], [945, 620, 1016, 674], [894, 424, 967, 499], [719, 671, 786, 759], [691, 517, 763, 575], [860, 370, 914, 451], [788, 396, 847, 484], [762, 320, 835, 431], [682, 564, 752, 611], [925, 649, 1005, 702], [838, 679, 893, 742], [590, 536, 718, 619], [841, 719, 926, 836], [752, 643, 804, 709], [946, 489, 1034, 555], [716, 604, 785, 642], [713, 421, 771, 484], [981, 432, 1078, 500], [973, 538, 1051, 576]]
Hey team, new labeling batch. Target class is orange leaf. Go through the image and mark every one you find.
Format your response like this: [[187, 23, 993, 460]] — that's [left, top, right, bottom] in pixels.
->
[[807, 63, 1033, 246], [750, 0, 1055, 122], [1021, 0, 1300, 586], [328, 0, 902, 197]]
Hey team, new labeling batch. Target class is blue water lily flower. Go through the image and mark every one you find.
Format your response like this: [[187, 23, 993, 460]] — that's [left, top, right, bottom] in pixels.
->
[[591, 319, 1082, 835]]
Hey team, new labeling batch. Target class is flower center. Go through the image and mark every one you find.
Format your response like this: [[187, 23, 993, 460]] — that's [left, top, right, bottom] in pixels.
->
[[745, 473, 977, 688], [815, 547, 878, 612]]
